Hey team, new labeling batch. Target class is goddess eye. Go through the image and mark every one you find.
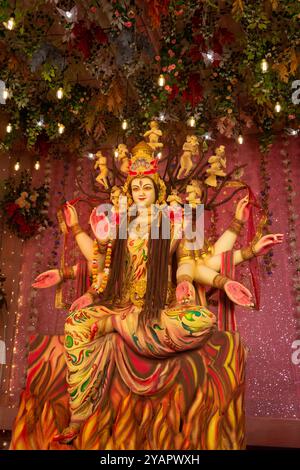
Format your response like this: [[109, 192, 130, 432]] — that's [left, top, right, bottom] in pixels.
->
[[143, 186, 153, 190]]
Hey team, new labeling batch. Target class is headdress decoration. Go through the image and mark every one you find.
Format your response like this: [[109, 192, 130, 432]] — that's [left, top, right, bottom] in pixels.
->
[[122, 140, 166, 205]]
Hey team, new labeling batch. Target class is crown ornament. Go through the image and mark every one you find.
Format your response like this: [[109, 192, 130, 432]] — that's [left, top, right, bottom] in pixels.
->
[[128, 141, 158, 176]]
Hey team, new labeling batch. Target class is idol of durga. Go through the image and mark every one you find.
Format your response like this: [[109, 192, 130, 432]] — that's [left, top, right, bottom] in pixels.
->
[[32, 121, 283, 447]]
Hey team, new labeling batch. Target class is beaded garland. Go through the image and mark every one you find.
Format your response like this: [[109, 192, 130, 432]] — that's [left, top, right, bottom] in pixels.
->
[[91, 238, 112, 294]]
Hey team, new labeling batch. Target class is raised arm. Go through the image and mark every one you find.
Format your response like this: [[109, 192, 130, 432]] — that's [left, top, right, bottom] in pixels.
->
[[213, 195, 249, 254], [64, 203, 95, 261]]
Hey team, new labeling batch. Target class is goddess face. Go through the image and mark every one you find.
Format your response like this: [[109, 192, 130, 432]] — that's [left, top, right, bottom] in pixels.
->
[[131, 177, 156, 208]]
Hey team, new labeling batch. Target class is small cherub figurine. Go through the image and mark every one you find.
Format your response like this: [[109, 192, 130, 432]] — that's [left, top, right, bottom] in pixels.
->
[[110, 185, 122, 209], [178, 135, 199, 179], [117, 143, 130, 174], [186, 180, 202, 208], [204, 145, 227, 187], [94, 151, 109, 189], [167, 188, 183, 206], [143, 121, 163, 151]]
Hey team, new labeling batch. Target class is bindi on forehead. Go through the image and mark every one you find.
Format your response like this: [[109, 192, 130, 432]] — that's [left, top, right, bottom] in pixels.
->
[[132, 178, 154, 188]]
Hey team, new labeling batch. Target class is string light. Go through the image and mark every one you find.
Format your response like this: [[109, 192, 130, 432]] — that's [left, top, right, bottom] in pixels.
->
[[237, 134, 244, 145], [114, 149, 119, 158], [58, 123, 65, 134], [158, 74, 165, 87], [157, 151, 162, 159], [187, 116, 196, 127], [204, 132, 213, 141], [261, 58, 269, 73], [87, 152, 94, 160], [2, 88, 9, 100], [158, 112, 166, 122], [37, 117, 44, 127], [56, 87, 64, 99], [206, 50, 214, 62], [6, 123, 12, 133], [275, 101, 281, 113], [34, 160, 40, 170], [287, 128, 299, 136], [14, 161, 20, 171], [3, 14, 15, 30], [121, 119, 128, 130]]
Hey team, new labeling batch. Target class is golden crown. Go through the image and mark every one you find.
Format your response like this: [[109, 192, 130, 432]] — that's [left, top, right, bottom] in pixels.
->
[[129, 142, 158, 176]]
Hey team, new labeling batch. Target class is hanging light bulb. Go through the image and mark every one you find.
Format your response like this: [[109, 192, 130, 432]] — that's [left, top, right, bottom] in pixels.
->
[[14, 161, 20, 171], [158, 74, 165, 87], [6, 123, 12, 133], [121, 119, 128, 130], [2, 88, 9, 100], [58, 123, 65, 134], [4, 14, 15, 30], [65, 11, 73, 19], [157, 151, 162, 159], [159, 112, 166, 122], [87, 152, 94, 160], [56, 87, 64, 99], [187, 116, 196, 127], [34, 160, 40, 170], [237, 134, 244, 145], [261, 59, 269, 73], [114, 149, 119, 158], [275, 101, 281, 113]]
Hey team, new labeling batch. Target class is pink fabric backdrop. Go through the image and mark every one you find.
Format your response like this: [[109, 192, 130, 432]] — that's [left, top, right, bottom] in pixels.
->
[[0, 134, 299, 423]]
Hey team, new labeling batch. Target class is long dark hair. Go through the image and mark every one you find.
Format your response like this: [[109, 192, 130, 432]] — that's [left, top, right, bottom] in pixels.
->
[[98, 180, 170, 325]]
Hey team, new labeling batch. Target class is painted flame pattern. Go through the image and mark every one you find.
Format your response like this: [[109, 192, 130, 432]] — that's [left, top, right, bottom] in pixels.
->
[[10, 331, 246, 450]]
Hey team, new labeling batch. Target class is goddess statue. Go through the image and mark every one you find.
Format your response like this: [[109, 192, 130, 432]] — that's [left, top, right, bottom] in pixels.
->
[[32, 134, 283, 447]]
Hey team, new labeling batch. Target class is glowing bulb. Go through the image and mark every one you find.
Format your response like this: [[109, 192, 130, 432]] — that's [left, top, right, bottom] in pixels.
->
[[5, 16, 15, 30], [159, 112, 165, 121], [157, 151, 162, 159], [158, 74, 165, 87], [37, 117, 44, 127], [2, 88, 9, 100], [114, 149, 119, 158], [56, 87, 64, 99], [121, 119, 128, 130], [66, 11, 73, 19], [204, 132, 212, 140], [6, 123, 12, 133], [237, 134, 244, 145], [34, 160, 40, 170], [206, 50, 214, 62], [261, 59, 268, 73], [87, 152, 94, 160], [58, 123, 65, 134], [187, 116, 196, 127], [275, 101, 281, 113], [14, 161, 20, 171]]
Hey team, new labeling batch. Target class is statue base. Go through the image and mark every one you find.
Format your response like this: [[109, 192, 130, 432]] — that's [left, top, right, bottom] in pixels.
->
[[10, 332, 246, 450]]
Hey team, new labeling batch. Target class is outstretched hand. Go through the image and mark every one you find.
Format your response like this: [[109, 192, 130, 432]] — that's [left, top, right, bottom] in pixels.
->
[[224, 280, 254, 307], [176, 281, 196, 305], [69, 293, 93, 312], [32, 269, 61, 288], [254, 233, 284, 256]]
